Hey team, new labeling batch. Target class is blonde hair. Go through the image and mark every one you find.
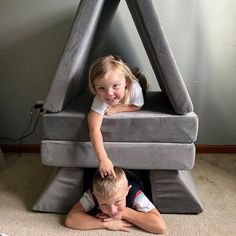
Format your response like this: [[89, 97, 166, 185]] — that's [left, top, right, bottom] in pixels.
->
[[92, 167, 128, 198], [89, 55, 136, 104]]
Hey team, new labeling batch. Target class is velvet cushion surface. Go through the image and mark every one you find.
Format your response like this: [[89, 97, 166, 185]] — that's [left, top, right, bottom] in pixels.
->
[[126, 0, 194, 114], [43, 92, 198, 143], [41, 140, 195, 170], [33, 168, 202, 214]]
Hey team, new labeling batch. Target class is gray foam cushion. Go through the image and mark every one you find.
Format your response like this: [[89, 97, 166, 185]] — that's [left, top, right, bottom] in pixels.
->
[[41, 141, 196, 170], [43, 92, 198, 143], [33, 167, 84, 213], [150, 170, 203, 214], [126, 0, 193, 114], [44, 0, 120, 112]]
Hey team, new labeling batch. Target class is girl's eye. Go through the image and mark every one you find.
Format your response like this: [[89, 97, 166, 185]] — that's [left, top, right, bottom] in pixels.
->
[[113, 84, 121, 89]]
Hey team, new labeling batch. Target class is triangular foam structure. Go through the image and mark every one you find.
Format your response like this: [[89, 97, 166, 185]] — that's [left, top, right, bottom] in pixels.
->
[[44, 0, 193, 115]]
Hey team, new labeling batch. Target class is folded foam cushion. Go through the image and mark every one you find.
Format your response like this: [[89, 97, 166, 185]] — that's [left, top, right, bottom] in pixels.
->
[[41, 140, 195, 170], [43, 92, 198, 143], [44, 0, 120, 112], [33, 167, 84, 213], [150, 170, 203, 214], [126, 0, 194, 114]]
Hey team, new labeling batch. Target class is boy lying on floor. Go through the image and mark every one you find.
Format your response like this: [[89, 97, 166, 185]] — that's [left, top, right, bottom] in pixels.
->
[[65, 167, 166, 234]]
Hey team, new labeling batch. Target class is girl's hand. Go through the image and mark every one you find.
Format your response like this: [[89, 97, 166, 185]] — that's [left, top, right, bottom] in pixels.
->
[[99, 158, 116, 178], [105, 104, 123, 115], [105, 104, 140, 115], [105, 106, 114, 115]]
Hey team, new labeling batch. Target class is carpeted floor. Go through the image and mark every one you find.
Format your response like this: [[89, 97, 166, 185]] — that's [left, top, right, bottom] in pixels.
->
[[0, 153, 235, 236]]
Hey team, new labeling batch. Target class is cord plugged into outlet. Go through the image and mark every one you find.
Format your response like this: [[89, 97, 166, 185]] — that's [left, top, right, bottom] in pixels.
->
[[0, 99, 45, 154], [34, 100, 44, 113]]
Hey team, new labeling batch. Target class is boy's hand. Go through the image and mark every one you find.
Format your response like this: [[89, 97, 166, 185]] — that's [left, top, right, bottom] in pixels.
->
[[99, 158, 116, 178], [96, 212, 110, 219], [103, 219, 133, 232], [97, 212, 122, 220]]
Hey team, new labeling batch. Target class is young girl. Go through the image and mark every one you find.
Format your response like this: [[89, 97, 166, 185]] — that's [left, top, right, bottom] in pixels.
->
[[88, 55, 148, 178]]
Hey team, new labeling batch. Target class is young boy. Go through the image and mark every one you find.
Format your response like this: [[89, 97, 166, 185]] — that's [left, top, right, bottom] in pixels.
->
[[65, 167, 166, 234]]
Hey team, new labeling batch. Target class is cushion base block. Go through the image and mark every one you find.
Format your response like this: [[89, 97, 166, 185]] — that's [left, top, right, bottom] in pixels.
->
[[33, 167, 84, 213], [150, 170, 203, 214]]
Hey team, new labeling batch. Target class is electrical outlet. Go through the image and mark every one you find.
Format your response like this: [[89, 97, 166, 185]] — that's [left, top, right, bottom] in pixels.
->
[[36, 100, 44, 105], [34, 100, 44, 110]]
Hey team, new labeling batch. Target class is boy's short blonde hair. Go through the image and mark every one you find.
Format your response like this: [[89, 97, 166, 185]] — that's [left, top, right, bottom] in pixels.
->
[[92, 167, 128, 198]]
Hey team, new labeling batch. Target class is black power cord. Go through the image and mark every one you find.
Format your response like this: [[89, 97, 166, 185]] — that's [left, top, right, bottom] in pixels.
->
[[0, 103, 44, 155]]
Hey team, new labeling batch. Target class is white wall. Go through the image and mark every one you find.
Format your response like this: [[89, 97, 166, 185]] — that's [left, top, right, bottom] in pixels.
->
[[0, 0, 78, 143], [0, 0, 236, 144]]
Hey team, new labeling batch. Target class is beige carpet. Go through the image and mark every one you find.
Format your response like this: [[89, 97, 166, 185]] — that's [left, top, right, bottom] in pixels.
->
[[0, 153, 235, 236]]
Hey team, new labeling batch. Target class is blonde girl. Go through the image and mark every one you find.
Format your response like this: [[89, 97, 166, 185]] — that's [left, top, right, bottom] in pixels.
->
[[88, 55, 148, 178]]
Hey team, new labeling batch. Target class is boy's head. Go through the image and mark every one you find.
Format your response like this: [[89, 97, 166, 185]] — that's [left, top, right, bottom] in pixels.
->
[[92, 167, 131, 219]]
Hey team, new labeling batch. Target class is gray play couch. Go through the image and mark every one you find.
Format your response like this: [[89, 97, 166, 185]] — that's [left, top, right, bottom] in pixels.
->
[[33, 0, 203, 214]]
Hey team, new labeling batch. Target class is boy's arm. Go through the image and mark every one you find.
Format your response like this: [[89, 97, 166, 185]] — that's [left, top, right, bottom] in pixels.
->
[[65, 201, 132, 231], [65, 201, 104, 230], [88, 110, 115, 178], [122, 207, 166, 234]]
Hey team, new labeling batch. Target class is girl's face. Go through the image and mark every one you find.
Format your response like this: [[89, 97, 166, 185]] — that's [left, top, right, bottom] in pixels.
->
[[94, 68, 126, 105]]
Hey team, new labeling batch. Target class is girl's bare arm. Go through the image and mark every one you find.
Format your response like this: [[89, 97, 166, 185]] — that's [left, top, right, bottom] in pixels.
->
[[88, 110, 116, 178]]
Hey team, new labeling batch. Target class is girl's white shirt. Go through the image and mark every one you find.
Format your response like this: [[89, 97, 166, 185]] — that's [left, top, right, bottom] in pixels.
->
[[91, 80, 144, 115]]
